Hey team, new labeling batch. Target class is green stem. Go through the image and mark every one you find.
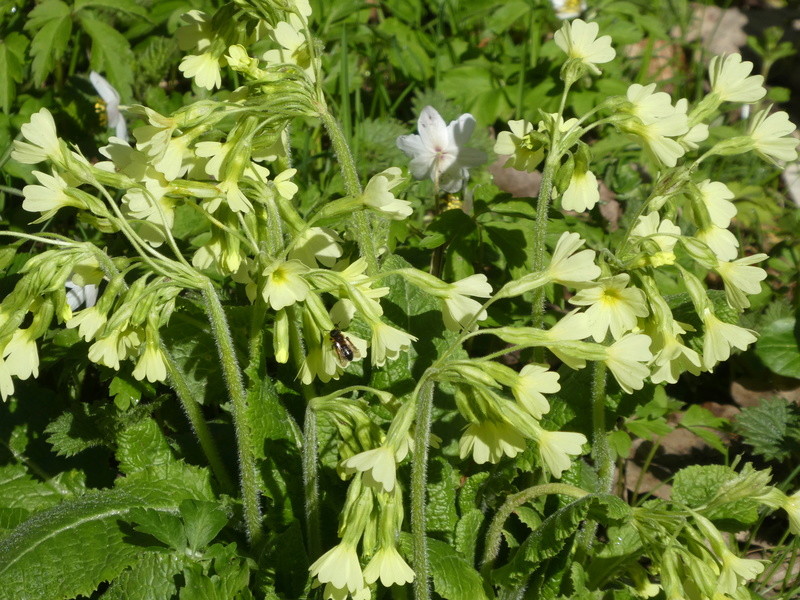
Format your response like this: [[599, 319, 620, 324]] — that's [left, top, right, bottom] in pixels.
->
[[576, 360, 609, 554], [201, 279, 262, 544], [411, 380, 435, 600], [317, 107, 380, 275], [163, 347, 235, 495], [481, 483, 588, 571], [302, 405, 321, 559], [530, 152, 559, 333]]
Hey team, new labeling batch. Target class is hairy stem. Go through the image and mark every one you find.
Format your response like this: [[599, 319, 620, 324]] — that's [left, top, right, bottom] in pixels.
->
[[163, 347, 235, 495], [481, 483, 588, 572], [411, 381, 435, 600], [576, 360, 610, 554], [302, 406, 321, 559], [530, 152, 559, 339], [201, 279, 262, 544], [317, 107, 380, 275]]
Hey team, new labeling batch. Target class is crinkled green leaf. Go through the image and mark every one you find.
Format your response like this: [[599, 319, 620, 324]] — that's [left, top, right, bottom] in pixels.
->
[[427, 537, 490, 600], [755, 317, 800, 378], [733, 398, 800, 462], [672, 465, 759, 526], [458, 472, 489, 515], [454, 508, 485, 563], [427, 456, 459, 535], [102, 553, 184, 600], [117, 418, 175, 475]]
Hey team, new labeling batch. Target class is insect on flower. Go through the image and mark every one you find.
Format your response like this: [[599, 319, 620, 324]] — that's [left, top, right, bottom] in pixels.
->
[[330, 328, 361, 367]]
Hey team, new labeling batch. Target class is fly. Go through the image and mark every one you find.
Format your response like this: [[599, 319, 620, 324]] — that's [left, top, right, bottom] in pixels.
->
[[330, 328, 360, 367]]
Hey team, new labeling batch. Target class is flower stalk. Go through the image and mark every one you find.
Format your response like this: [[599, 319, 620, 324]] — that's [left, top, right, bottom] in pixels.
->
[[201, 278, 262, 544], [411, 380, 435, 600]]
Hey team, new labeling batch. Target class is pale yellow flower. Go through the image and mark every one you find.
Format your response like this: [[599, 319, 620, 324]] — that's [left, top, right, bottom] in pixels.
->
[[697, 179, 736, 228], [554, 19, 615, 75], [261, 260, 310, 310], [309, 542, 364, 593], [363, 545, 415, 587], [546, 232, 601, 286], [459, 421, 526, 464], [561, 168, 599, 212], [604, 333, 653, 393], [512, 365, 560, 419], [748, 109, 798, 163], [341, 447, 398, 492], [12, 108, 64, 165], [570, 274, 649, 342], [716, 254, 768, 310], [709, 53, 766, 104], [701, 308, 757, 370]]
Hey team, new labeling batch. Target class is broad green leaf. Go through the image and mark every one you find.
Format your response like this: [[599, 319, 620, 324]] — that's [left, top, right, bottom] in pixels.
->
[[672, 465, 759, 526], [378, 18, 433, 81], [180, 499, 228, 551], [117, 461, 215, 505], [0, 464, 73, 512], [79, 13, 134, 99], [129, 508, 187, 550], [0, 508, 30, 536], [755, 317, 800, 378], [427, 537, 489, 600], [0, 33, 28, 114], [102, 553, 184, 600], [487, 1, 530, 33], [0, 489, 183, 600]]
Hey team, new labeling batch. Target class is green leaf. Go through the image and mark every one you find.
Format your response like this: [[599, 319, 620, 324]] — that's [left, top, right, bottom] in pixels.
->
[[79, 13, 134, 99], [26, 1, 73, 86], [427, 537, 489, 600], [427, 457, 459, 535], [116, 418, 175, 475], [733, 398, 800, 461], [45, 406, 105, 457], [494, 495, 630, 586], [102, 553, 184, 600], [245, 376, 299, 459], [129, 508, 187, 550], [179, 500, 228, 551], [0, 489, 183, 600], [454, 509, 485, 563], [0, 464, 71, 512], [672, 465, 759, 526], [74, 0, 149, 18], [162, 301, 226, 406], [0, 33, 28, 114], [755, 317, 800, 378]]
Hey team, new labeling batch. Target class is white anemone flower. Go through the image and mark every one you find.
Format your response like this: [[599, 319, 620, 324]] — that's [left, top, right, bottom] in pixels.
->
[[65, 281, 99, 312], [396, 106, 486, 193], [89, 71, 128, 140]]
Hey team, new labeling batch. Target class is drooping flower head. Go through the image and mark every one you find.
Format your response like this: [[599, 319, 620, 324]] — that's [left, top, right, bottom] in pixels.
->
[[396, 106, 486, 193]]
